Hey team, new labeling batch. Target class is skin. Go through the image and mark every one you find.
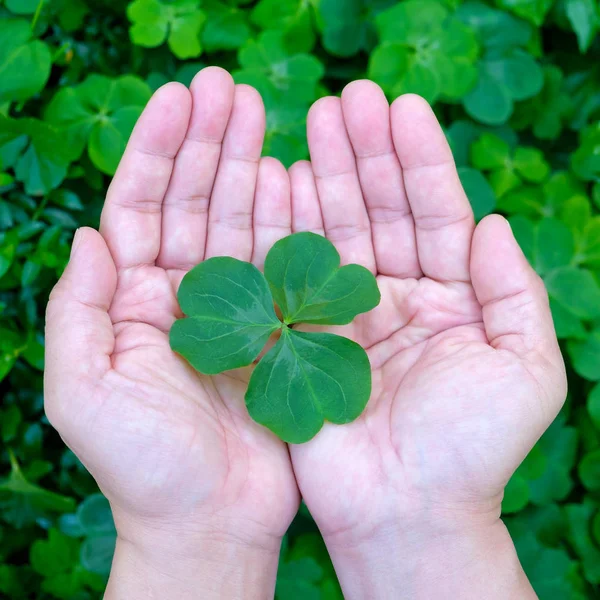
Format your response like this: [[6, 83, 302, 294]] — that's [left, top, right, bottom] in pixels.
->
[[44, 68, 566, 599]]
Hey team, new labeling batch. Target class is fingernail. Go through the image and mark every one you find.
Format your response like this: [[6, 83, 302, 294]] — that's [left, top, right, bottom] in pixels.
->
[[503, 216, 512, 231], [70, 228, 84, 258]]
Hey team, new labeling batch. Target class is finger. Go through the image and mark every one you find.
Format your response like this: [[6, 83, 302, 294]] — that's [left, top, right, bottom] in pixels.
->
[[205, 84, 265, 262], [157, 67, 235, 271], [44, 228, 117, 429], [100, 83, 192, 270], [391, 94, 474, 282], [307, 97, 376, 271], [290, 160, 324, 236], [251, 157, 291, 270], [471, 215, 566, 403], [341, 80, 421, 279]]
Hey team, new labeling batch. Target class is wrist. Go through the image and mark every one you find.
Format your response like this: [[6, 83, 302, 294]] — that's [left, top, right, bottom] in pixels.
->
[[323, 516, 535, 600], [105, 519, 282, 600]]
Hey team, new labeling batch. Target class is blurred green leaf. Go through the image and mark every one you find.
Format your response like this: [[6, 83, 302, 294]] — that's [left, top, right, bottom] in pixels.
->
[[565, 0, 600, 53], [45, 75, 151, 176], [0, 19, 51, 104], [127, 0, 207, 58]]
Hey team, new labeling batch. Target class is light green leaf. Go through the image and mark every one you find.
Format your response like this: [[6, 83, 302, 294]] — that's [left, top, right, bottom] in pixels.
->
[[5, 0, 40, 14], [503, 473, 530, 513], [550, 299, 586, 340], [546, 267, 600, 320], [457, 1, 533, 52], [565, 0, 599, 53], [203, 0, 251, 52], [237, 32, 324, 105], [251, 0, 315, 53], [568, 330, 600, 381], [535, 218, 574, 274], [513, 146, 550, 182], [170, 257, 281, 374], [88, 106, 142, 176], [470, 133, 511, 170], [373, 0, 478, 102], [464, 68, 513, 125], [565, 500, 600, 584], [30, 529, 78, 577], [0, 19, 51, 104], [127, 0, 206, 59], [264, 232, 380, 325], [486, 50, 544, 101], [588, 383, 600, 429], [572, 122, 600, 182], [527, 417, 578, 505], [495, 0, 554, 26], [44, 74, 151, 176], [489, 167, 522, 197], [246, 329, 371, 443]]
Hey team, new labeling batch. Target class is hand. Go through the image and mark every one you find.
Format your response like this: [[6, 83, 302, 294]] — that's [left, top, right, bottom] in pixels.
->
[[44, 67, 299, 598], [288, 82, 566, 598]]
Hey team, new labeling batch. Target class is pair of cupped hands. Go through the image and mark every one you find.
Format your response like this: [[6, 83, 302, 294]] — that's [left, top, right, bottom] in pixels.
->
[[45, 67, 566, 599]]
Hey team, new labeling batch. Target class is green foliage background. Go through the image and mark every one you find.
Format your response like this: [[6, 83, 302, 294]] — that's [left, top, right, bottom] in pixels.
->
[[0, 0, 600, 597]]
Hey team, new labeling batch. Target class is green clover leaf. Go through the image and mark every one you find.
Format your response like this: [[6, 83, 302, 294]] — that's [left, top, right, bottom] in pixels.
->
[[264, 232, 380, 325], [0, 19, 51, 104], [44, 74, 152, 176], [127, 0, 206, 59], [0, 451, 76, 528], [503, 415, 578, 513], [170, 257, 282, 375], [457, 167, 496, 221], [202, 0, 251, 52], [564, 0, 600, 53], [312, 0, 378, 58], [458, 2, 543, 125], [251, 0, 316, 53], [0, 116, 72, 196], [170, 232, 381, 443], [236, 31, 324, 105], [495, 0, 554, 27], [368, 0, 478, 103], [572, 122, 600, 181], [511, 66, 572, 140], [568, 330, 600, 381], [565, 499, 600, 584]]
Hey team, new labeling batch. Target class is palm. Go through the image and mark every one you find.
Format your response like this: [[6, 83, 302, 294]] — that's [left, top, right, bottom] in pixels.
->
[[289, 83, 566, 540], [45, 68, 298, 539]]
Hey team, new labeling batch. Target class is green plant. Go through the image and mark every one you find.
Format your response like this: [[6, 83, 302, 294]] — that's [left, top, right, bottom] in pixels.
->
[[1, 0, 600, 597], [170, 232, 380, 443]]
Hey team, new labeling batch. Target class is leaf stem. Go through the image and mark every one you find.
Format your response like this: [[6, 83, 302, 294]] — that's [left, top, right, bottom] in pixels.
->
[[30, 0, 45, 31]]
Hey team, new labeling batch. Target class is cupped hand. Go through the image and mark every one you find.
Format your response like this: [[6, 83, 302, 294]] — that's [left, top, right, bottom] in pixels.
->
[[288, 82, 567, 549], [44, 68, 299, 563]]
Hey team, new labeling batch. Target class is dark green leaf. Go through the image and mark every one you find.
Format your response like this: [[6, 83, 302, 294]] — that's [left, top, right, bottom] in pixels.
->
[[264, 232, 380, 325], [171, 257, 281, 374], [246, 330, 371, 443]]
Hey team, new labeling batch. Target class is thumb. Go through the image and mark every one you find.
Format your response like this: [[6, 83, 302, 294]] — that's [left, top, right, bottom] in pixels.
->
[[44, 227, 117, 430], [470, 215, 566, 408]]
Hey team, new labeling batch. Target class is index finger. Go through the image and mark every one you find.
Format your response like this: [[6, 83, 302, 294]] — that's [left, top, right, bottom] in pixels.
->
[[100, 83, 192, 270]]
